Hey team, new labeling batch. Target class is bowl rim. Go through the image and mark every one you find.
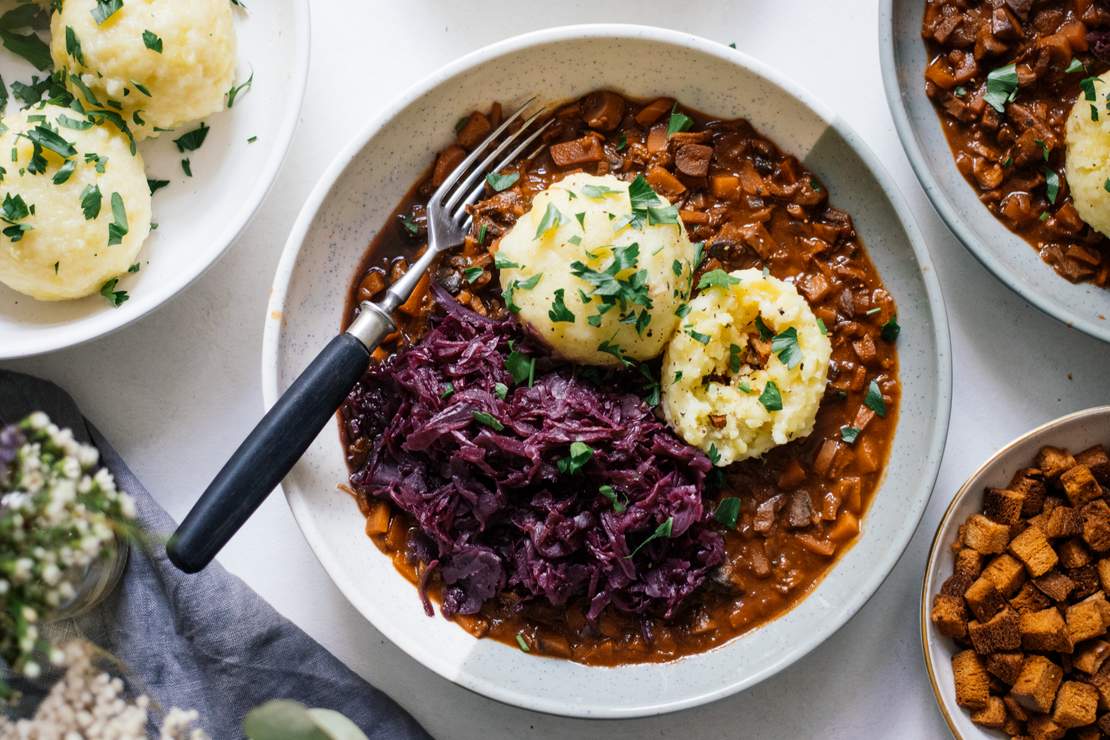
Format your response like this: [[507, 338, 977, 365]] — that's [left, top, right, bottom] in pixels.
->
[[877, 0, 1110, 345], [919, 405, 1110, 738], [262, 22, 954, 718], [1, 0, 313, 360]]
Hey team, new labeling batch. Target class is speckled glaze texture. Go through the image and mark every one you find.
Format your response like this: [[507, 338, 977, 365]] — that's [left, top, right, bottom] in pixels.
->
[[0, 0, 311, 359], [263, 25, 952, 718], [922, 407, 1110, 739], [880, 0, 1110, 343]]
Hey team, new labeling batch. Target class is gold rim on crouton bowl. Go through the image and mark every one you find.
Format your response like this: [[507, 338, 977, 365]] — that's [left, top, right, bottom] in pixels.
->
[[920, 406, 1110, 739]]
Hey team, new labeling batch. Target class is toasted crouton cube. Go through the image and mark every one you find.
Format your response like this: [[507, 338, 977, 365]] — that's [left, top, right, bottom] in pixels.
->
[[987, 652, 1025, 685], [1039, 446, 1079, 479], [969, 607, 1021, 654], [1013, 467, 1048, 516], [982, 553, 1027, 596], [1011, 525, 1060, 577], [1060, 539, 1093, 569], [985, 487, 1026, 525], [1012, 655, 1065, 713], [931, 594, 968, 639], [1074, 727, 1101, 740], [1070, 565, 1102, 600], [1077, 445, 1110, 486], [965, 514, 1012, 553], [955, 548, 983, 578], [1043, 506, 1082, 539], [1021, 607, 1074, 652], [1063, 464, 1104, 507], [940, 571, 975, 597], [1004, 694, 1029, 721], [1099, 712, 1110, 733], [1082, 500, 1110, 552], [965, 577, 1007, 622], [1089, 664, 1110, 710], [953, 649, 991, 709], [1028, 713, 1066, 739], [1036, 571, 1077, 602], [1074, 640, 1110, 675], [1012, 581, 1053, 614], [1054, 680, 1099, 728], [1068, 596, 1109, 643], [970, 695, 1007, 728], [1098, 559, 1110, 593]]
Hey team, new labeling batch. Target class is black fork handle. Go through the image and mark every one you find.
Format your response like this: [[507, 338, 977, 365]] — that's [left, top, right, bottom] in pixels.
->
[[167, 333, 372, 573]]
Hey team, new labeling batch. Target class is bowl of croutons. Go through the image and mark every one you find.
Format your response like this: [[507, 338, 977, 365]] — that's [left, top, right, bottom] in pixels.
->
[[924, 406, 1110, 738]]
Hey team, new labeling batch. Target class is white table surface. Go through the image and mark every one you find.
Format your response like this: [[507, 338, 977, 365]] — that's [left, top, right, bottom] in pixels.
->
[[5, 1, 1110, 737]]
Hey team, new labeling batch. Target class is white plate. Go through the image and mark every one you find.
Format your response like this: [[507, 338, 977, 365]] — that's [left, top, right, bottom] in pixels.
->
[[922, 407, 1110, 738], [0, 1, 310, 359], [263, 24, 952, 718]]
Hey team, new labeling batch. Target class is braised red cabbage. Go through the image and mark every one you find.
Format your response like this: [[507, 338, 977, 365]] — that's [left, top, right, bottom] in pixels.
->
[[343, 295, 724, 622]]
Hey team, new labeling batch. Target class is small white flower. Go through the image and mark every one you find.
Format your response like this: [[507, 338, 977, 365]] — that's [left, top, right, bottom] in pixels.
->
[[26, 412, 48, 430], [21, 660, 40, 679]]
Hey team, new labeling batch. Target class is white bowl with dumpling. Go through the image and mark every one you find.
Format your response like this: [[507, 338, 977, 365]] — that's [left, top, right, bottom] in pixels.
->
[[0, 0, 309, 358]]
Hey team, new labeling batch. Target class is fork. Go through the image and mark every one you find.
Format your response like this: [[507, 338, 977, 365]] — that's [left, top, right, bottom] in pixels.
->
[[167, 99, 553, 574]]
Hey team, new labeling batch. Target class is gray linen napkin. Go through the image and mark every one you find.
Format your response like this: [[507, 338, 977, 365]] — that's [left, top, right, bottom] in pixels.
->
[[0, 369, 430, 740]]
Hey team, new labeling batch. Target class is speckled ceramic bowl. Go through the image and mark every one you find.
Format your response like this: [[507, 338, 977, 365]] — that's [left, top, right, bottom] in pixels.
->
[[880, 0, 1110, 344], [262, 25, 952, 718], [922, 407, 1110, 738]]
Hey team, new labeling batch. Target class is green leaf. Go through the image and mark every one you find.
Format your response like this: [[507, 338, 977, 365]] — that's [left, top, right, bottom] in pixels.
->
[[515, 633, 530, 652], [771, 327, 802, 368], [107, 191, 128, 245], [52, 159, 76, 184], [0, 29, 51, 70], [599, 484, 627, 513], [462, 266, 484, 284], [24, 125, 76, 158], [485, 171, 519, 192], [628, 174, 660, 211], [627, 516, 674, 558], [728, 343, 742, 373], [714, 497, 740, 528], [754, 315, 773, 340], [493, 382, 508, 400], [759, 381, 783, 411], [91, 0, 124, 25], [305, 708, 371, 740], [666, 103, 693, 137], [1066, 58, 1085, 74], [2, 192, 30, 222], [816, 317, 828, 336], [80, 184, 102, 220], [881, 315, 900, 343], [440, 382, 454, 399], [505, 341, 535, 386], [686, 328, 711, 345], [1081, 75, 1099, 102], [864, 379, 887, 417], [557, 441, 593, 475], [147, 178, 169, 195], [696, 269, 740, 290], [143, 29, 162, 53], [548, 288, 575, 323], [227, 71, 254, 108], [597, 336, 632, 366], [582, 183, 619, 198], [99, 277, 128, 307], [472, 411, 504, 431], [493, 254, 519, 270], [840, 426, 861, 444], [706, 444, 721, 465], [534, 202, 564, 238], [65, 26, 84, 65], [1044, 167, 1060, 205], [174, 122, 210, 153], [983, 64, 1018, 113]]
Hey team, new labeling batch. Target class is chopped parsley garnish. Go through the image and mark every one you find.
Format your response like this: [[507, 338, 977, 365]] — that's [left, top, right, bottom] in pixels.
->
[[864, 379, 887, 417], [754, 314, 773, 340], [983, 64, 1019, 113], [686, 328, 711, 344], [953, 86, 967, 98], [181, 158, 192, 177], [706, 444, 721, 465], [476, 223, 488, 245], [758, 381, 783, 411], [728, 343, 742, 373], [597, 336, 632, 366], [1066, 58, 1085, 74], [672, 259, 683, 277], [493, 254, 519, 270], [881, 315, 901, 343], [462, 266, 484, 283], [0, 26, 51, 70], [174, 123, 210, 153], [840, 426, 861, 444], [623, 174, 679, 229], [666, 103, 693, 137], [1, 194, 30, 242], [615, 132, 627, 151], [485, 171, 519, 192], [1081, 75, 1099, 102], [696, 268, 740, 290], [493, 382, 508, 400], [816, 317, 828, 336], [599, 485, 627, 513], [143, 30, 163, 53], [80, 184, 102, 220], [471, 411, 504, 431], [1036, 139, 1049, 161], [400, 213, 419, 236], [440, 382, 454, 399], [1044, 167, 1060, 204], [534, 202, 564, 238], [1104, 178, 1110, 194], [107, 192, 128, 245], [627, 517, 674, 558], [91, 0, 124, 25], [570, 242, 651, 314], [582, 183, 619, 198], [505, 341, 535, 386], [515, 633, 529, 652], [714, 497, 740, 529], [25, 125, 76, 158], [52, 159, 75, 185], [128, 262, 140, 273], [65, 26, 84, 65], [502, 273, 541, 313], [675, 303, 691, 318], [574, 211, 586, 228], [771, 327, 802, 368], [147, 178, 169, 196], [99, 277, 128, 307], [227, 72, 254, 108], [691, 242, 705, 270], [1093, 104, 1100, 122], [548, 288, 575, 323], [557, 441, 593, 475]]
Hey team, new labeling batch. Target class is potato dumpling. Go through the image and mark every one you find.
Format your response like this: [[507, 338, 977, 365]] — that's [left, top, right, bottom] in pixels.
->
[[496, 172, 695, 366], [0, 105, 151, 301], [50, 0, 237, 139], [662, 269, 831, 465], [1066, 70, 1110, 238]]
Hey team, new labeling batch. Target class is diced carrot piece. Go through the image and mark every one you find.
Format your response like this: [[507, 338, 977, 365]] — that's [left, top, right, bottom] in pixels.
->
[[399, 272, 430, 316], [925, 56, 957, 89], [635, 97, 674, 126], [679, 209, 709, 225], [549, 135, 605, 167], [710, 175, 740, 200], [1059, 20, 1089, 52], [857, 437, 881, 474], [796, 533, 837, 557], [432, 145, 466, 186], [365, 501, 390, 536], [829, 512, 860, 543], [777, 459, 807, 489], [456, 111, 492, 150], [646, 123, 668, 153], [814, 439, 840, 478], [645, 166, 686, 197], [385, 516, 407, 550], [737, 161, 765, 195]]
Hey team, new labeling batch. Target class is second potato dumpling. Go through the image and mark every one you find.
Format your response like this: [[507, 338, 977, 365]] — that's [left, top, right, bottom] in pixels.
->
[[496, 172, 695, 366], [50, 0, 237, 139]]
